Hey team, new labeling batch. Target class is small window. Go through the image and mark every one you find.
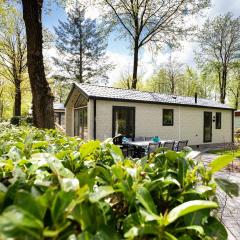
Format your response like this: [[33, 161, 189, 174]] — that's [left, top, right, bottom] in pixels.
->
[[163, 109, 174, 126], [216, 112, 221, 129]]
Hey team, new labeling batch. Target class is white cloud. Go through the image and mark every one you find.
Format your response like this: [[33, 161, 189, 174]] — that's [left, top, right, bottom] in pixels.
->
[[106, 51, 132, 84], [65, 0, 100, 19], [49, 0, 240, 86]]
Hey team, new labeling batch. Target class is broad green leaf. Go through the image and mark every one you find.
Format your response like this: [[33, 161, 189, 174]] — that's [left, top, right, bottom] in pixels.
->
[[93, 165, 112, 184], [60, 178, 80, 192], [51, 191, 75, 224], [124, 226, 139, 238], [89, 186, 115, 202], [111, 165, 125, 180], [136, 186, 157, 214], [164, 231, 178, 240], [165, 200, 218, 226], [183, 186, 213, 195], [77, 231, 94, 239], [73, 202, 108, 232], [139, 208, 160, 222], [0, 205, 43, 239], [174, 225, 204, 235], [32, 141, 49, 149], [178, 234, 193, 240], [204, 217, 228, 240], [80, 141, 100, 159], [178, 158, 187, 186], [166, 151, 178, 162], [215, 178, 239, 197], [124, 224, 159, 238], [92, 227, 121, 240], [14, 190, 46, 220], [123, 212, 141, 234], [109, 144, 124, 163], [183, 209, 209, 226], [209, 155, 234, 173], [8, 146, 21, 161]]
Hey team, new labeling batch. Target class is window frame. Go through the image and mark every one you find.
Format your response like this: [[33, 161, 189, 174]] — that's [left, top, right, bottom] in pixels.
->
[[74, 106, 88, 139], [216, 112, 222, 129], [162, 109, 174, 126], [112, 106, 135, 138]]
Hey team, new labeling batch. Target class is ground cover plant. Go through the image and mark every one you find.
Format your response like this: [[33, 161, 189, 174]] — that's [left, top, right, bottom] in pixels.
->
[[207, 149, 240, 158], [0, 126, 238, 239]]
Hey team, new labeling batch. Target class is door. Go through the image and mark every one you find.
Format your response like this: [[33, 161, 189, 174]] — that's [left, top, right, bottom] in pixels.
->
[[204, 111, 212, 143], [74, 107, 88, 139], [112, 106, 135, 138]]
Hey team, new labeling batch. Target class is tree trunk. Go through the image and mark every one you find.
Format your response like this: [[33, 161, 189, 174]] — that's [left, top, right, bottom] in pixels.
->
[[220, 67, 227, 104], [21, 0, 55, 128], [14, 79, 21, 116], [79, 19, 83, 83], [236, 92, 239, 109], [131, 40, 139, 89], [170, 75, 175, 95]]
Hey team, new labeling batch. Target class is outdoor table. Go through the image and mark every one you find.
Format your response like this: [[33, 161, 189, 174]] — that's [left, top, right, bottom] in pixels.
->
[[126, 140, 171, 157], [127, 140, 168, 147]]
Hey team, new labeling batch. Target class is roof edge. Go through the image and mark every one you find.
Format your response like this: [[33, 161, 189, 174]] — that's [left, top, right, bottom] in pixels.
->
[[87, 95, 234, 110], [64, 83, 90, 107]]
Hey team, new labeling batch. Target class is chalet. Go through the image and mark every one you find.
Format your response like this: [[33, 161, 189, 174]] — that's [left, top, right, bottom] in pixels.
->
[[64, 83, 234, 146]]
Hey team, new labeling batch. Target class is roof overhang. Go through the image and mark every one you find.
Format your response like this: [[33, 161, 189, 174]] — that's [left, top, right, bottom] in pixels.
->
[[64, 83, 89, 107], [65, 83, 234, 111]]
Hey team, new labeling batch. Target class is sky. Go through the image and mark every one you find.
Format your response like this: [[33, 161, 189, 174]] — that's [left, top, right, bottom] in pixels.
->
[[42, 0, 240, 85]]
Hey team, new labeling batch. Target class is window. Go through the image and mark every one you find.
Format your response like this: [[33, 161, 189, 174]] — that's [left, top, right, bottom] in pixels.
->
[[163, 109, 174, 126], [216, 112, 221, 129], [112, 106, 135, 138], [74, 107, 88, 139]]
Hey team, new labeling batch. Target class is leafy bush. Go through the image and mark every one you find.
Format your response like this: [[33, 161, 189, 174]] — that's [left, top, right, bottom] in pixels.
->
[[10, 116, 33, 126], [10, 116, 21, 125], [0, 126, 237, 239]]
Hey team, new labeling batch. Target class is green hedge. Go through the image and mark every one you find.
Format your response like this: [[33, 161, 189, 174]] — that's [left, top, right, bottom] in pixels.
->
[[0, 126, 237, 239]]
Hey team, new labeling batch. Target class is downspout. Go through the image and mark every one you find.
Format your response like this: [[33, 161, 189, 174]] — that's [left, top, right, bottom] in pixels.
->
[[93, 99, 96, 139], [232, 109, 235, 143], [178, 106, 181, 141]]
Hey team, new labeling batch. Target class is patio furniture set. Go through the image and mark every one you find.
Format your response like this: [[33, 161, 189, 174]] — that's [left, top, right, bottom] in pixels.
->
[[113, 135, 188, 158]]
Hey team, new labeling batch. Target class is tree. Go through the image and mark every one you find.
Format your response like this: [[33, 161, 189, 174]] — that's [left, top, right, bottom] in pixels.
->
[[21, 0, 55, 128], [54, 4, 111, 84], [145, 56, 183, 95], [145, 69, 169, 93], [99, 0, 210, 89], [0, 13, 27, 116], [196, 13, 240, 103], [165, 55, 183, 94], [50, 75, 71, 103], [228, 62, 240, 109]]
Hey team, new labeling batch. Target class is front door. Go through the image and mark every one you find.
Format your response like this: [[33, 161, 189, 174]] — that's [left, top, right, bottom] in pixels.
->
[[204, 112, 212, 143], [112, 106, 135, 138]]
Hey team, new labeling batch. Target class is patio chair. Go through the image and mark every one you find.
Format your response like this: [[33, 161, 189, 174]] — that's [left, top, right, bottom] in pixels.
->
[[145, 137, 153, 141], [113, 134, 123, 145], [134, 136, 145, 141], [163, 141, 175, 151], [113, 134, 130, 157], [175, 140, 188, 151], [147, 142, 161, 157]]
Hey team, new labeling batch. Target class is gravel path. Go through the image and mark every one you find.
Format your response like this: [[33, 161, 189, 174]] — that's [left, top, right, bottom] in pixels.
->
[[196, 153, 240, 240]]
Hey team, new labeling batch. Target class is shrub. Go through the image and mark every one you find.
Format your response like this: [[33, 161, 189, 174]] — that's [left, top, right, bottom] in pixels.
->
[[0, 126, 238, 239], [10, 116, 21, 125]]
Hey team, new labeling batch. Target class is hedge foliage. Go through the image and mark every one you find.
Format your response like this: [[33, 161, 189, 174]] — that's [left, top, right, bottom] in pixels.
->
[[0, 126, 237, 239]]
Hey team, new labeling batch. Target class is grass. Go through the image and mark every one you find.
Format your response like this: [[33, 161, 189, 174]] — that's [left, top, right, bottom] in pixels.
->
[[207, 148, 240, 158]]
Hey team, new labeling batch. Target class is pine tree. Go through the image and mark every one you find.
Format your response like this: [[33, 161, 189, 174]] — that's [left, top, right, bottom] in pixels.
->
[[54, 6, 111, 84]]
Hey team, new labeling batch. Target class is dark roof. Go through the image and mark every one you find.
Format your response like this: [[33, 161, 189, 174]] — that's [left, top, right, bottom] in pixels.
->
[[54, 103, 65, 111], [66, 83, 234, 110]]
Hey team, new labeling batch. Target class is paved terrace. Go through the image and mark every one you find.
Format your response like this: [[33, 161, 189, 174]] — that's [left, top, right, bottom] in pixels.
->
[[196, 152, 240, 240]]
